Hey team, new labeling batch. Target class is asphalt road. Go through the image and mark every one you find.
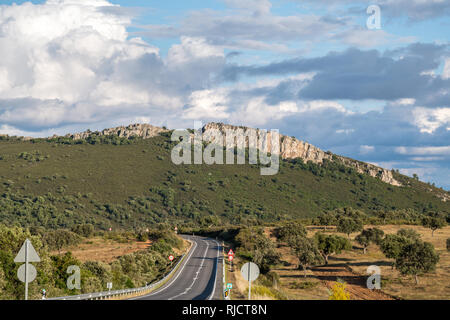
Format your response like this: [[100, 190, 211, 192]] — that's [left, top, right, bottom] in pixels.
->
[[133, 235, 223, 300]]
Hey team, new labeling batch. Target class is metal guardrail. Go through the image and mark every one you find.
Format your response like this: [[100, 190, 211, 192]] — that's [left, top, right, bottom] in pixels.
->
[[47, 242, 191, 301]]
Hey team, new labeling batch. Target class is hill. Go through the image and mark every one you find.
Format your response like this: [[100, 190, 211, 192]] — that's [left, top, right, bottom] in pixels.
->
[[0, 123, 448, 231]]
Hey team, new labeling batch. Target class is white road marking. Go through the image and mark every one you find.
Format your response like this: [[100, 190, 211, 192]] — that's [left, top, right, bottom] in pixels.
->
[[207, 239, 220, 300], [168, 240, 210, 300], [129, 237, 198, 300]]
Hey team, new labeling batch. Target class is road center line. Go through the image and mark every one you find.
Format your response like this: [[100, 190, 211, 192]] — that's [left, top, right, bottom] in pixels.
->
[[207, 239, 220, 300], [168, 240, 209, 300], [132, 236, 198, 299]]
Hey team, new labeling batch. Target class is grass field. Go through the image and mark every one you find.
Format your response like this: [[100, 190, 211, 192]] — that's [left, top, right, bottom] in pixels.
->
[[227, 225, 449, 300], [53, 237, 153, 263], [54, 237, 190, 264]]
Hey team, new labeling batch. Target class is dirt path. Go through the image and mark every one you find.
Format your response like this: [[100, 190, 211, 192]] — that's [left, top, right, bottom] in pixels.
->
[[311, 263, 395, 300]]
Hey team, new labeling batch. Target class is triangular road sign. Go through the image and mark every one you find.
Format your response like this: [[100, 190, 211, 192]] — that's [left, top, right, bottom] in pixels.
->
[[228, 249, 234, 256], [14, 239, 40, 263]]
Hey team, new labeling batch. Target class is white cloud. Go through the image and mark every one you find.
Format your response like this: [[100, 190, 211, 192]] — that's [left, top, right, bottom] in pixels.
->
[[412, 107, 450, 133], [298, 100, 350, 114], [395, 146, 450, 156], [395, 98, 416, 105], [223, 0, 272, 16], [443, 58, 450, 79], [0, 0, 226, 133], [183, 89, 230, 120], [168, 37, 224, 65], [360, 145, 375, 154]]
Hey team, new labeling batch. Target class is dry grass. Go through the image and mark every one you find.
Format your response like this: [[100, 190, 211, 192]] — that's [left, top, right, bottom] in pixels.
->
[[267, 225, 450, 300], [55, 237, 191, 264], [54, 237, 152, 263], [337, 225, 450, 300]]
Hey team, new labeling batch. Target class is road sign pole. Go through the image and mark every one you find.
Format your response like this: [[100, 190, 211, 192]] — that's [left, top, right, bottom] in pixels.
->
[[24, 240, 28, 301], [15, 238, 40, 300], [248, 262, 251, 300]]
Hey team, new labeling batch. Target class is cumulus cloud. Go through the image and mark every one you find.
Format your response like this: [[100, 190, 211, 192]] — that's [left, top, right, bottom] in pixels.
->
[[296, 0, 450, 21], [412, 107, 450, 133], [138, 1, 407, 52], [222, 44, 450, 105], [223, 0, 272, 16], [0, 0, 227, 133]]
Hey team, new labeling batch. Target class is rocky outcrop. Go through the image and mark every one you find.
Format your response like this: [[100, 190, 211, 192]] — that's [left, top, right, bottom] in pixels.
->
[[65, 123, 168, 140], [337, 157, 401, 186], [60, 121, 401, 186], [201, 122, 401, 186]]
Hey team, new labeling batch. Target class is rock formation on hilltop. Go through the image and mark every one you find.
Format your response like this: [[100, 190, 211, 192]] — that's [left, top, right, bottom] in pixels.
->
[[201, 122, 401, 186], [61, 121, 401, 186], [65, 123, 168, 140]]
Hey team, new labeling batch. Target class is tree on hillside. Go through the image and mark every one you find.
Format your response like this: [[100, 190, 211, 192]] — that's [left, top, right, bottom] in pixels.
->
[[337, 217, 363, 238], [43, 230, 82, 254], [380, 231, 420, 269], [397, 228, 421, 241], [236, 228, 280, 274], [0, 266, 6, 298], [288, 235, 324, 277], [334, 207, 366, 220], [317, 211, 337, 229], [376, 210, 394, 224], [395, 240, 439, 285], [275, 221, 307, 243], [421, 212, 446, 237], [71, 224, 94, 238], [355, 228, 384, 254], [314, 233, 351, 264]]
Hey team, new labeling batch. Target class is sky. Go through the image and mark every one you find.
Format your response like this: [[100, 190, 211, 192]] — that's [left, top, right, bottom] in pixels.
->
[[0, 0, 449, 189]]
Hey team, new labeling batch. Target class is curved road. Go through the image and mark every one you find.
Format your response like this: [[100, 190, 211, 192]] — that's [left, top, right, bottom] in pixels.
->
[[133, 235, 223, 300]]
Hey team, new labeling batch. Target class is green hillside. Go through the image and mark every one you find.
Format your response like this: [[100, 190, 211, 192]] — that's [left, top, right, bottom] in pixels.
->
[[0, 132, 448, 230]]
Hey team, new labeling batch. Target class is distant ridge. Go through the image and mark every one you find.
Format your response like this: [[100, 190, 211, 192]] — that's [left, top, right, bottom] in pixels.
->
[[58, 122, 401, 187]]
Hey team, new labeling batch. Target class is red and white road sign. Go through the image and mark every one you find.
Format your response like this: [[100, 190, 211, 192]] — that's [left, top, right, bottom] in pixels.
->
[[228, 249, 234, 256], [169, 255, 174, 261], [228, 255, 234, 261]]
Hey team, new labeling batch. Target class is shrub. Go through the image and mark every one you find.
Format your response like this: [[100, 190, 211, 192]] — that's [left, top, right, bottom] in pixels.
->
[[328, 281, 351, 300], [355, 228, 384, 254], [395, 240, 440, 284]]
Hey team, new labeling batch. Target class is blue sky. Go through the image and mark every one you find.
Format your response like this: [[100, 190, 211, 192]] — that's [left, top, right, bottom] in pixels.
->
[[0, 0, 449, 189]]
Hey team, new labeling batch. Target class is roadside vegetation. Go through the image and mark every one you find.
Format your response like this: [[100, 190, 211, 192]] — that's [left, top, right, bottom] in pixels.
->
[[0, 224, 184, 300], [197, 210, 448, 300]]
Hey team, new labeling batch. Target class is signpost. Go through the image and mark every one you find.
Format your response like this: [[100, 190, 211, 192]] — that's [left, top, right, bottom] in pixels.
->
[[228, 249, 234, 272], [169, 255, 174, 266], [240, 262, 260, 300], [14, 239, 41, 300], [107, 282, 113, 291]]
